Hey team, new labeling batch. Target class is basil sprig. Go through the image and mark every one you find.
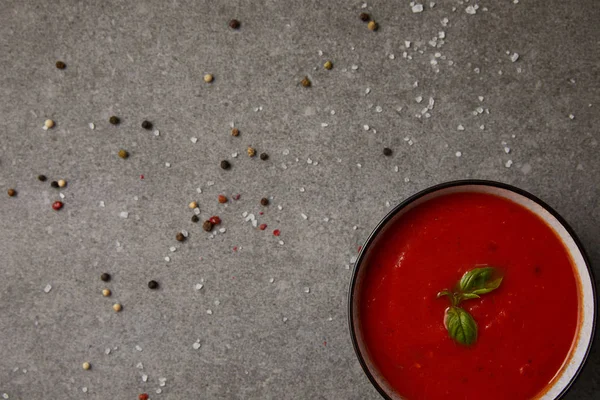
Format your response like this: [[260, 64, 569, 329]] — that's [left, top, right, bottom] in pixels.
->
[[437, 267, 503, 346]]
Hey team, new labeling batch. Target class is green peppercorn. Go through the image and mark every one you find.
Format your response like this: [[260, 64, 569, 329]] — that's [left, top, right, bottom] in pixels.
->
[[109, 116, 120, 125], [176, 232, 185, 242], [50, 181, 59, 188], [100, 273, 111, 282], [260, 197, 269, 206], [38, 175, 47, 182], [148, 280, 159, 289], [56, 61, 66, 69], [118, 149, 129, 159], [141, 120, 152, 130], [383, 147, 393, 156], [220, 160, 231, 170], [260, 153, 269, 161], [191, 215, 199, 223]]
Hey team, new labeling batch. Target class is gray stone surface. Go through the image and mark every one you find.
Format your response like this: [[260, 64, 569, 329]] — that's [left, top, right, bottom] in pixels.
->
[[0, 0, 598, 399]]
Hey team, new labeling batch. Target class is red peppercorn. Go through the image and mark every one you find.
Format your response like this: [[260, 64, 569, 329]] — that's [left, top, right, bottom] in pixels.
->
[[139, 394, 149, 400], [218, 195, 227, 204], [209, 216, 221, 225], [259, 224, 267, 231], [52, 201, 63, 211], [273, 229, 281, 236]]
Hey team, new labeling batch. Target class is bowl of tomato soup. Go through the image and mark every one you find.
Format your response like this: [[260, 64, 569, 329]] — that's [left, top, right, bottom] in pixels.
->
[[349, 180, 595, 400]]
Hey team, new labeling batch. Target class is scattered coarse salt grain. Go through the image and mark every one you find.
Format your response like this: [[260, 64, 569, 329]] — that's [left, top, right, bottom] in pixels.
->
[[89, 122, 95, 130], [119, 211, 129, 219], [405, 40, 411, 48], [510, 53, 520, 62], [365, 88, 371, 95], [153, 130, 160, 136], [466, 5, 478, 14], [99, 201, 105, 207], [504, 147, 511, 154], [457, 125, 465, 131], [142, 374, 148, 382], [135, 345, 143, 352], [505, 160, 513, 168], [283, 317, 288, 323], [301, 213, 308, 220], [82, 387, 88, 393], [269, 278, 275, 283], [105, 348, 111, 355], [2, 393, 8, 399], [195, 283, 203, 291], [455, 151, 462, 157], [480, 125, 485, 130], [190, 137, 198, 143], [136, 362, 144, 369], [321, 123, 328, 128], [299, 187, 305, 193], [415, 96, 423, 103], [363, 124, 370, 131], [156, 389, 162, 394], [412, 4, 424, 13], [304, 287, 310, 293], [192, 341, 201, 350], [569, 114, 575, 120], [404, 177, 410, 183], [282, 149, 290, 155], [164, 256, 170, 262], [169, 246, 176, 252], [44, 284, 52, 293], [478, 96, 484, 102], [394, 166, 399, 172], [206, 309, 213, 315]]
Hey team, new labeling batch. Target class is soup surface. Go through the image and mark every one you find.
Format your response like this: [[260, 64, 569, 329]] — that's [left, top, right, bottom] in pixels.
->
[[358, 192, 579, 400]]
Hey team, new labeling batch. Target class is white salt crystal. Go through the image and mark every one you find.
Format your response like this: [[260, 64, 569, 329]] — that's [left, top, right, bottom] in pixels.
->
[[89, 123, 95, 130], [135, 345, 143, 352], [455, 151, 462, 157], [505, 160, 513, 168], [510, 53, 520, 62], [119, 211, 129, 219], [190, 137, 198, 143], [412, 4, 424, 13], [192, 342, 201, 350], [44, 284, 52, 293], [457, 125, 465, 131]]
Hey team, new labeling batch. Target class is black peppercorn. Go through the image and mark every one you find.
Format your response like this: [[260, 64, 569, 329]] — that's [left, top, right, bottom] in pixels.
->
[[220, 160, 231, 170], [359, 12, 370, 22], [260, 153, 269, 161], [191, 215, 199, 223], [56, 61, 66, 69], [141, 120, 152, 130], [383, 147, 393, 156], [229, 19, 240, 29], [50, 181, 59, 188], [109, 116, 120, 125], [202, 220, 213, 232], [260, 197, 269, 206], [176, 232, 185, 242], [38, 175, 47, 182], [100, 273, 111, 282], [148, 280, 159, 289]]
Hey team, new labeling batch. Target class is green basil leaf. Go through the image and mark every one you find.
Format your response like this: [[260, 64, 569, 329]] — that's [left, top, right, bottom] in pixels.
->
[[458, 267, 502, 294], [437, 289, 452, 299], [444, 306, 477, 346], [459, 293, 481, 301]]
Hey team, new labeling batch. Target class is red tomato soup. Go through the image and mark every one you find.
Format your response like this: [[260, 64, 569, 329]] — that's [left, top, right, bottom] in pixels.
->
[[358, 192, 580, 400]]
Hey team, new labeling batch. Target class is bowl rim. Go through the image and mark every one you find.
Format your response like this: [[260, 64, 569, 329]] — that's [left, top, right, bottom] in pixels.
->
[[347, 179, 597, 400]]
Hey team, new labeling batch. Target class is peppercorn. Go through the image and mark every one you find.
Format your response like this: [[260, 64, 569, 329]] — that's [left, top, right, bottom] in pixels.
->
[[301, 76, 311, 87], [229, 19, 240, 29], [231, 128, 240, 137], [109, 116, 120, 125], [139, 394, 149, 400], [118, 149, 129, 159], [52, 201, 63, 211], [51, 181, 59, 188], [7, 188, 16, 197], [218, 195, 228, 204], [141, 120, 152, 130], [56, 61, 66, 69], [383, 147, 393, 156], [191, 215, 199, 223], [260, 197, 269, 206], [189, 201, 198, 209], [260, 153, 269, 161], [100, 273, 111, 282], [324, 61, 333, 70], [204, 74, 214, 83], [368, 21, 378, 31], [209, 216, 221, 225], [220, 160, 231, 170], [176, 232, 185, 242], [247, 147, 256, 157], [38, 175, 47, 182], [148, 280, 159, 289], [102, 289, 111, 297], [82, 362, 91, 370], [58, 179, 67, 188], [45, 119, 55, 129], [360, 12, 370, 22], [202, 220, 214, 232], [112, 303, 122, 312]]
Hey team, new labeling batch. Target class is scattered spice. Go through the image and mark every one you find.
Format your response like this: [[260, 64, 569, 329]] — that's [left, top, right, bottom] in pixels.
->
[[301, 76, 311, 87], [176, 232, 186, 242], [7, 188, 16, 197], [141, 120, 152, 130], [259, 224, 267, 231], [247, 147, 256, 157], [101, 273, 111, 282], [383, 147, 393, 156], [38, 175, 47, 182], [58, 179, 67, 188], [209, 216, 221, 225], [148, 280, 159, 290], [55, 61, 66, 69], [273, 229, 281, 236], [368, 21, 378, 31], [82, 362, 91, 370], [191, 215, 199, 223], [112, 303, 122, 312], [188, 201, 198, 209], [102, 289, 111, 297], [260, 198, 269, 206], [51, 181, 59, 188], [218, 195, 228, 204], [203, 220, 214, 232], [118, 149, 129, 159], [324, 61, 333, 70], [260, 152, 269, 161], [220, 160, 231, 170], [359, 12, 370, 22], [52, 201, 63, 211], [231, 128, 240, 137], [203, 74, 214, 83], [109, 116, 120, 125], [229, 19, 240, 29], [44, 119, 55, 129], [139, 394, 149, 400]]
